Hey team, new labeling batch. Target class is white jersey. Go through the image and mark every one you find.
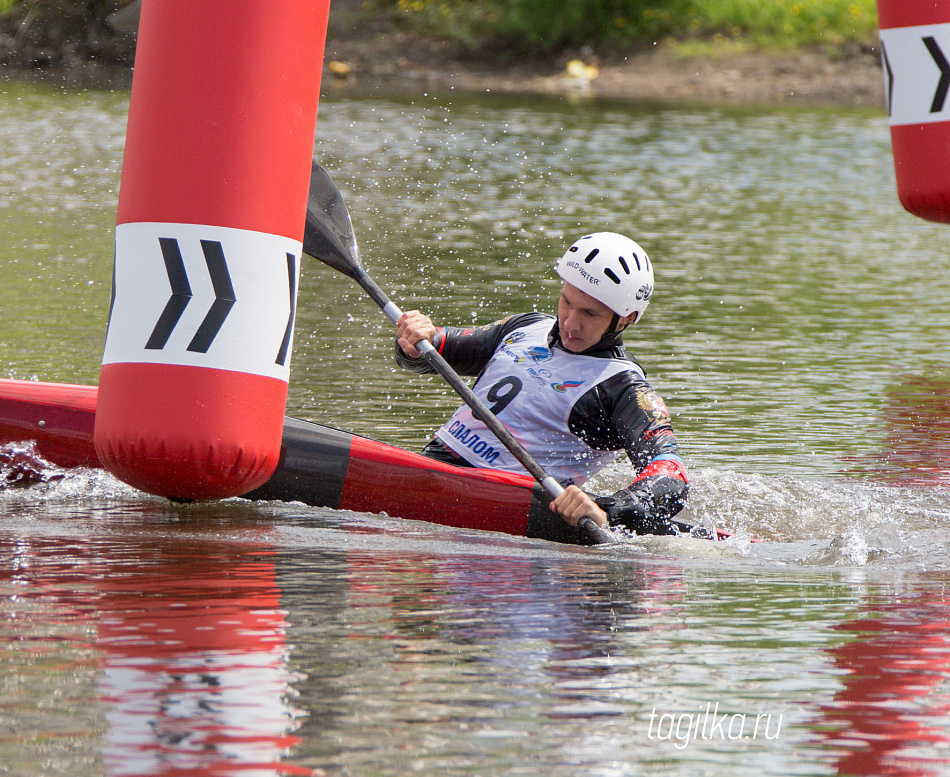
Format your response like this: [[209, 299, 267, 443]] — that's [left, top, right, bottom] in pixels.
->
[[434, 319, 643, 485]]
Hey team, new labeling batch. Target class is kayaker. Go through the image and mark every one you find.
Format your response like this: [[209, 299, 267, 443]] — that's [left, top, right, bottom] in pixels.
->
[[394, 232, 689, 536]]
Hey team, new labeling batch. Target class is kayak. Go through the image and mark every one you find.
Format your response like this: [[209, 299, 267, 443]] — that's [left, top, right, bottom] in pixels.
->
[[0, 378, 588, 544]]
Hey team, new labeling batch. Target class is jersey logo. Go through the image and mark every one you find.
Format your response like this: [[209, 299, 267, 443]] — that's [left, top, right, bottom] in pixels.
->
[[551, 379, 585, 392], [637, 388, 670, 424], [512, 345, 553, 364]]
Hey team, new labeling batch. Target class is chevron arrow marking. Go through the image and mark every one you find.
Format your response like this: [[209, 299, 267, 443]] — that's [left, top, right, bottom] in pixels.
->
[[145, 237, 193, 350], [924, 35, 950, 113], [276, 252, 297, 366], [187, 240, 236, 354]]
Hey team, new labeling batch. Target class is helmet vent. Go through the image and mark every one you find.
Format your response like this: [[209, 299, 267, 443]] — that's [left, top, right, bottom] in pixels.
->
[[604, 268, 621, 284], [632, 253, 641, 271], [618, 256, 630, 274], [583, 249, 600, 264]]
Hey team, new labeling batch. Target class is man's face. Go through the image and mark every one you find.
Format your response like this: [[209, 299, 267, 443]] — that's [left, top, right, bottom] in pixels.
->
[[557, 282, 617, 353]]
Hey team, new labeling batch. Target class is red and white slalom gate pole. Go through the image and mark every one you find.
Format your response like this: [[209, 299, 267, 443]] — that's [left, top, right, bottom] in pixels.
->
[[94, 0, 330, 500], [878, 1, 950, 223]]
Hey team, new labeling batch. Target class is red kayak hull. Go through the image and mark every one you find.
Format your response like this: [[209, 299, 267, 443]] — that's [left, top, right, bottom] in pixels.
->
[[0, 378, 583, 543]]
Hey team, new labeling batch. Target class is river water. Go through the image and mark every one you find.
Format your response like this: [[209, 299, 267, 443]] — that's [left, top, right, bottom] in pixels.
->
[[2, 78, 950, 776]]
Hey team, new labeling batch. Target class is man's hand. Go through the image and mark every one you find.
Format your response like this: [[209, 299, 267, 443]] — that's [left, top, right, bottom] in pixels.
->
[[396, 310, 438, 358], [551, 485, 608, 528]]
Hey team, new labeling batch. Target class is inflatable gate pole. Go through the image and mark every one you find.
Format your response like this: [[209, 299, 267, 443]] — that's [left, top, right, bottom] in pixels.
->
[[94, 1, 330, 500], [877, 1, 950, 223]]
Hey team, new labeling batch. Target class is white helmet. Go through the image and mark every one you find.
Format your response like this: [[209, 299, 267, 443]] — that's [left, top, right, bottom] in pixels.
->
[[556, 232, 654, 320]]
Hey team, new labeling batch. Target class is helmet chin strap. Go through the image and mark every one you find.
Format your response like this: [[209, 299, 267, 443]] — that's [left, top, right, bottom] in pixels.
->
[[612, 310, 639, 333], [592, 324, 625, 352]]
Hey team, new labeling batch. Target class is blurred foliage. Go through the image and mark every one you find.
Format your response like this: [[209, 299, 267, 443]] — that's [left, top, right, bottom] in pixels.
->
[[391, 0, 879, 55], [0, 0, 879, 66], [0, 0, 136, 66]]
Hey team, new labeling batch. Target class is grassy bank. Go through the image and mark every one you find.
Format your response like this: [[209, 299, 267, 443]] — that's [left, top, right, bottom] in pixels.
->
[[392, 0, 878, 55]]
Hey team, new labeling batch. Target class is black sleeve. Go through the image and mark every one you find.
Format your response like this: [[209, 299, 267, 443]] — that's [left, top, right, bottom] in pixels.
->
[[395, 312, 552, 377], [569, 371, 690, 535]]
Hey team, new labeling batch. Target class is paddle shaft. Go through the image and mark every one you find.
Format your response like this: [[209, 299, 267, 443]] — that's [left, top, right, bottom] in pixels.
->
[[351, 266, 614, 544], [303, 159, 614, 544]]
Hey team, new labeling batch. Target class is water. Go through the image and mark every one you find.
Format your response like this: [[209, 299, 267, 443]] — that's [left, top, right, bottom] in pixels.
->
[[2, 78, 950, 775]]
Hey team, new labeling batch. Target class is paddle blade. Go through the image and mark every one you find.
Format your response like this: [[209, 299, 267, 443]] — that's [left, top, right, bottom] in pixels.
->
[[304, 159, 361, 278]]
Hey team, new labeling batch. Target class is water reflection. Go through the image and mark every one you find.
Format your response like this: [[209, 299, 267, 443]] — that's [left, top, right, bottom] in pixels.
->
[[1, 524, 311, 777], [7, 501, 950, 774], [811, 576, 950, 775], [846, 369, 950, 488], [281, 551, 687, 772]]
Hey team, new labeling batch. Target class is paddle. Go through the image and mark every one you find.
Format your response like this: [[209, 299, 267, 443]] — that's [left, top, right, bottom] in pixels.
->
[[302, 159, 616, 545]]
